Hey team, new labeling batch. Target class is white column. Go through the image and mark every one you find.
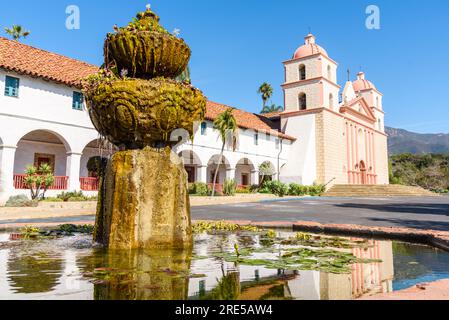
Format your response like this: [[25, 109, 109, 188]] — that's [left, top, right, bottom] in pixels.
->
[[0, 146, 17, 205], [197, 165, 208, 183], [251, 170, 260, 186], [226, 168, 236, 181], [66, 152, 82, 191]]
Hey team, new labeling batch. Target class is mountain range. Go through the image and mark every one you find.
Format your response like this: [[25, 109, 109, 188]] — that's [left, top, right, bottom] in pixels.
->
[[386, 127, 449, 154]]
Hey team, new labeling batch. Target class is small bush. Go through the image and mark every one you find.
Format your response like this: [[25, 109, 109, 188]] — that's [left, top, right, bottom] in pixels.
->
[[57, 191, 83, 202], [5, 195, 38, 207], [223, 179, 237, 196], [261, 181, 288, 197], [262, 181, 325, 197], [308, 184, 325, 196], [288, 183, 307, 196], [41, 197, 64, 203], [236, 186, 251, 194], [55, 191, 96, 202], [189, 182, 209, 196], [249, 184, 259, 193]]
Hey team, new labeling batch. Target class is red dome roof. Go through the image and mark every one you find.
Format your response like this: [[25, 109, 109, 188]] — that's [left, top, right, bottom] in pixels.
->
[[293, 34, 328, 59], [353, 72, 376, 91]]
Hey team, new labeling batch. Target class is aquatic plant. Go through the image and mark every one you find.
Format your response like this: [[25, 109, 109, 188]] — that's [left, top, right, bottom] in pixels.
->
[[192, 221, 261, 234], [21, 226, 42, 240], [213, 246, 381, 275]]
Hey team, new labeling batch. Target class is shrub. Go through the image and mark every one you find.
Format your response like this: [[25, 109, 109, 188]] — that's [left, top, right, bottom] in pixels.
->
[[57, 191, 84, 202], [288, 183, 307, 196], [236, 186, 251, 194], [261, 181, 288, 197], [287, 183, 325, 196], [5, 195, 38, 207], [308, 184, 325, 196], [189, 182, 209, 196], [54, 191, 96, 202], [223, 179, 237, 196], [249, 184, 260, 193], [40, 197, 64, 203]]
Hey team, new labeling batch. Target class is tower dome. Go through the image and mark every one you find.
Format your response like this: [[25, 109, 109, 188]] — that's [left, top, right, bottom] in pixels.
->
[[293, 34, 328, 59], [353, 72, 376, 92]]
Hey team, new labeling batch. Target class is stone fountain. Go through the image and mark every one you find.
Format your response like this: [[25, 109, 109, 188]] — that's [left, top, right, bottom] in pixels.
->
[[83, 6, 206, 250]]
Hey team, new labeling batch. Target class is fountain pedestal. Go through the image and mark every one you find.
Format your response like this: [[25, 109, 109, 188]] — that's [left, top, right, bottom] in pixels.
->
[[94, 147, 192, 249]]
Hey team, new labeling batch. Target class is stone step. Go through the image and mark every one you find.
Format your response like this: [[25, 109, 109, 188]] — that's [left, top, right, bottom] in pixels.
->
[[324, 184, 437, 197]]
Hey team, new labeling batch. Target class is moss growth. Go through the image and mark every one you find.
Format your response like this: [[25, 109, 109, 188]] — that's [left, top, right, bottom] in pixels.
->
[[105, 32, 190, 79], [104, 7, 190, 79], [85, 7, 205, 250], [84, 77, 206, 149]]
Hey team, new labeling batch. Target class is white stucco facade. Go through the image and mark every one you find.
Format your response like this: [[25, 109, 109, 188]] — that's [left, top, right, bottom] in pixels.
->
[[0, 33, 389, 204]]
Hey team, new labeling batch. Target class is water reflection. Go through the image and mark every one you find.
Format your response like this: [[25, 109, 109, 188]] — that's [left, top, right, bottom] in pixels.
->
[[78, 249, 191, 300], [7, 247, 64, 294], [0, 232, 447, 300]]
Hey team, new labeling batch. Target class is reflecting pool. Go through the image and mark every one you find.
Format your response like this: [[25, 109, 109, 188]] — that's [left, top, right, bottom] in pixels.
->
[[0, 231, 448, 300]]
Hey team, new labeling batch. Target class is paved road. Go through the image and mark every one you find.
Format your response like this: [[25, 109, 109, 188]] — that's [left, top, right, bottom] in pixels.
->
[[193, 196, 449, 231], [1, 196, 449, 231]]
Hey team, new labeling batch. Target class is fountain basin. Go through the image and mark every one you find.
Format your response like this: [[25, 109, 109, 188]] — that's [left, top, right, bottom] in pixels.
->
[[105, 31, 191, 79], [85, 78, 206, 149]]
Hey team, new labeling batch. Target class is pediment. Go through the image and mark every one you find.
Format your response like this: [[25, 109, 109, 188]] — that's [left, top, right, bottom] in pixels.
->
[[340, 97, 376, 122]]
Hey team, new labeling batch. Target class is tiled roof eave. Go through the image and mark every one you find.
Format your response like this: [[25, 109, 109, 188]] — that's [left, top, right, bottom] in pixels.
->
[[0, 65, 83, 88], [204, 114, 296, 141]]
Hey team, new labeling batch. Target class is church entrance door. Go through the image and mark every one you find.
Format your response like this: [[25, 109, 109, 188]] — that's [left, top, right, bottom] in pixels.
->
[[360, 161, 367, 185]]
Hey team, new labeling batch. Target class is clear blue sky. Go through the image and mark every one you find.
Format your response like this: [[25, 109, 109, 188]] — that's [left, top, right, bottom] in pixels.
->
[[1, 0, 449, 133]]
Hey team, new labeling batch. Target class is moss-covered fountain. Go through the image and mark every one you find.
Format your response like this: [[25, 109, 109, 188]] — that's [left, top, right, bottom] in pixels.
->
[[83, 6, 206, 250]]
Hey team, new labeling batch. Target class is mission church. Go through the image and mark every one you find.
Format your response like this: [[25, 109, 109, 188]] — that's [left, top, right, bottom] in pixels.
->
[[0, 34, 388, 204]]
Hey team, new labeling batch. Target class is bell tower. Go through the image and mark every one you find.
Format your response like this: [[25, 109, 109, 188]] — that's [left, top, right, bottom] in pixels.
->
[[282, 34, 340, 112]]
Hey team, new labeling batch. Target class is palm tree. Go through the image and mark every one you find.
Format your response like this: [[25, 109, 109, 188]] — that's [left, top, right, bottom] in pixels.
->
[[211, 108, 238, 196], [261, 103, 284, 114], [4, 25, 30, 41], [257, 82, 273, 109]]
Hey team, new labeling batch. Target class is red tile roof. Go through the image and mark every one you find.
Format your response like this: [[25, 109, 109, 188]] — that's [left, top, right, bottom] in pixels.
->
[[206, 101, 295, 141], [0, 37, 295, 141], [260, 111, 282, 119], [0, 37, 98, 88]]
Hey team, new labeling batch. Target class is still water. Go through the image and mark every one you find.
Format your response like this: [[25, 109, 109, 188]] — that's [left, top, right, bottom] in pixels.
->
[[0, 231, 448, 300]]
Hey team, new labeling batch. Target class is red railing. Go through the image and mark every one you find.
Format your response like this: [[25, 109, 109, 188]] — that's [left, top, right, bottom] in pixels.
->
[[208, 184, 250, 193], [80, 177, 100, 191], [13, 174, 68, 190], [208, 183, 223, 193]]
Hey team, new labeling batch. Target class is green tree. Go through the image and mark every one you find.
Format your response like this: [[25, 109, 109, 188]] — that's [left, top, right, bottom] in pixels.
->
[[261, 103, 283, 114], [257, 82, 273, 109], [24, 164, 54, 200], [259, 162, 276, 185], [211, 108, 238, 197], [4, 25, 30, 41]]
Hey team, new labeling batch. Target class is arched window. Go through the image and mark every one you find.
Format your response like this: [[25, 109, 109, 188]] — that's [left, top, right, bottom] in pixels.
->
[[378, 119, 382, 130], [298, 93, 307, 110], [329, 93, 334, 109], [327, 65, 332, 81], [299, 64, 306, 80], [376, 96, 380, 108]]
